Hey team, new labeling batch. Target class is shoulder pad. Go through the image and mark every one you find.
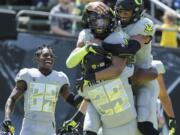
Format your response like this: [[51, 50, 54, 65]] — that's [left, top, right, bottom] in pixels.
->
[[15, 68, 29, 82], [78, 29, 93, 42], [18, 68, 29, 76], [104, 31, 129, 45], [128, 17, 155, 36], [58, 71, 70, 86], [151, 60, 165, 74]]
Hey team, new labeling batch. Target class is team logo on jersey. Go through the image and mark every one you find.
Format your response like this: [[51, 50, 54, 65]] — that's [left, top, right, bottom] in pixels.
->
[[144, 24, 153, 33], [123, 38, 129, 46], [135, 0, 143, 5]]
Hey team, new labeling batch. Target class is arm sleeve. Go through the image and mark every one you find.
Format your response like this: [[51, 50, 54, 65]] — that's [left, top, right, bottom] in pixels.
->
[[66, 45, 88, 68], [102, 39, 141, 56], [66, 29, 94, 68]]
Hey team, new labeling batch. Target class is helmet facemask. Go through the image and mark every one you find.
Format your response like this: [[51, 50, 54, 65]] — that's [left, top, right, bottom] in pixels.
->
[[115, 0, 144, 27], [115, 8, 133, 27], [86, 11, 116, 40]]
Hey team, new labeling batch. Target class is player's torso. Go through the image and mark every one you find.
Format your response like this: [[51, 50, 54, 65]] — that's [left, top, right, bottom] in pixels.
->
[[122, 17, 154, 69], [23, 68, 62, 121], [82, 65, 137, 128]]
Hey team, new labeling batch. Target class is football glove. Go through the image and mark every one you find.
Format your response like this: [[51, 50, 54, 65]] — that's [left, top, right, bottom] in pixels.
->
[[169, 117, 176, 135], [85, 43, 108, 55], [1, 120, 14, 135], [62, 119, 78, 133], [76, 73, 96, 91], [62, 111, 84, 132]]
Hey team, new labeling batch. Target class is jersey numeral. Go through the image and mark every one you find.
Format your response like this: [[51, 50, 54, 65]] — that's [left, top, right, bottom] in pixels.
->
[[29, 83, 59, 113], [88, 79, 131, 116]]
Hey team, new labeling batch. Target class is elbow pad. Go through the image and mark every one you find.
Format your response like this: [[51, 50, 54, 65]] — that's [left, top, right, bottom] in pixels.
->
[[102, 39, 141, 56], [128, 39, 141, 54], [66, 93, 83, 107]]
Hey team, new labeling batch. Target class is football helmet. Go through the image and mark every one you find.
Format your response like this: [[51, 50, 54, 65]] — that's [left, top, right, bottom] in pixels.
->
[[115, 0, 144, 27], [82, 10, 117, 39]]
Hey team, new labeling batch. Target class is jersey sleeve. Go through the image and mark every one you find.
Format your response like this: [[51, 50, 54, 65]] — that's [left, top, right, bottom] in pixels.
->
[[78, 29, 92, 43], [151, 60, 166, 74], [128, 17, 155, 37], [58, 72, 70, 88], [15, 68, 28, 82]]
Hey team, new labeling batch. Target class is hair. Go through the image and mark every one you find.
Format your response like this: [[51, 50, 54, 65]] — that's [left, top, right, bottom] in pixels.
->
[[33, 44, 55, 62], [163, 11, 177, 23]]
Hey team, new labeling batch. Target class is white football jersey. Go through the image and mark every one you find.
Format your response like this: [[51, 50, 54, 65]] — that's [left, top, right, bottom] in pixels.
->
[[151, 60, 165, 74], [80, 65, 137, 128], [104, 30, 129, 45], [122, 17, 155, 69], [78, 29, 94, 43], [78, 28, 137, 128], [15, 68, 70, 121]]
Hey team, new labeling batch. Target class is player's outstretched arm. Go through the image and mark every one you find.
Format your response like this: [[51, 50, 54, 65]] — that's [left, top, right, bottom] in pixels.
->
[[158, 74, 176, 135], [85, 1, 109, 15], [158, 74, 175, 118], [2, 80, 27, 134]]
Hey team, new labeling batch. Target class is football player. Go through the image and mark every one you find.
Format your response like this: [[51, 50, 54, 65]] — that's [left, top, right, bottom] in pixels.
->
[[0, 45, 83, 135]]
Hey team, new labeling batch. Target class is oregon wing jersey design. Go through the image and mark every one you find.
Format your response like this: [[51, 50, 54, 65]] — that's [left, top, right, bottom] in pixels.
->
[[126, 17, 154, 37], [15, 68, 69, 121], [122, 17, 155, 69]]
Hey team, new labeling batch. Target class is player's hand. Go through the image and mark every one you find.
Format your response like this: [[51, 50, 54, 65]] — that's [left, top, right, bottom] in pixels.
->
[[1, 120, 15, 135], [62, 111, 84, 132], [85, 1, 109, 15], [76, 77, 87, 92], [62, 119, 78, 132], [76, 73, 96, 91], [85, 43, 108, 55], [169, 117, 176, 135]]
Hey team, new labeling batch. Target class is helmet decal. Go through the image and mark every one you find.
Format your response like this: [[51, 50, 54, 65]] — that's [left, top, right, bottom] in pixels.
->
[[135, 0, 142, 5], [123, 38, 129, 46]]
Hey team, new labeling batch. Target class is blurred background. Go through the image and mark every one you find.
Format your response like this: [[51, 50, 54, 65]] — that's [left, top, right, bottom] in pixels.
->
[[0, 0, 180, 135]]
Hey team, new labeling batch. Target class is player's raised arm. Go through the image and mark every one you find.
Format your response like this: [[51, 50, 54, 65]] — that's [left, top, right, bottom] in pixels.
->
[[85, 1, 109, 14]]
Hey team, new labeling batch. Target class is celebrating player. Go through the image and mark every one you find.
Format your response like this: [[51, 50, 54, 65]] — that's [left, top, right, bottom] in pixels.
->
[[0, 45, 83, 135]]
